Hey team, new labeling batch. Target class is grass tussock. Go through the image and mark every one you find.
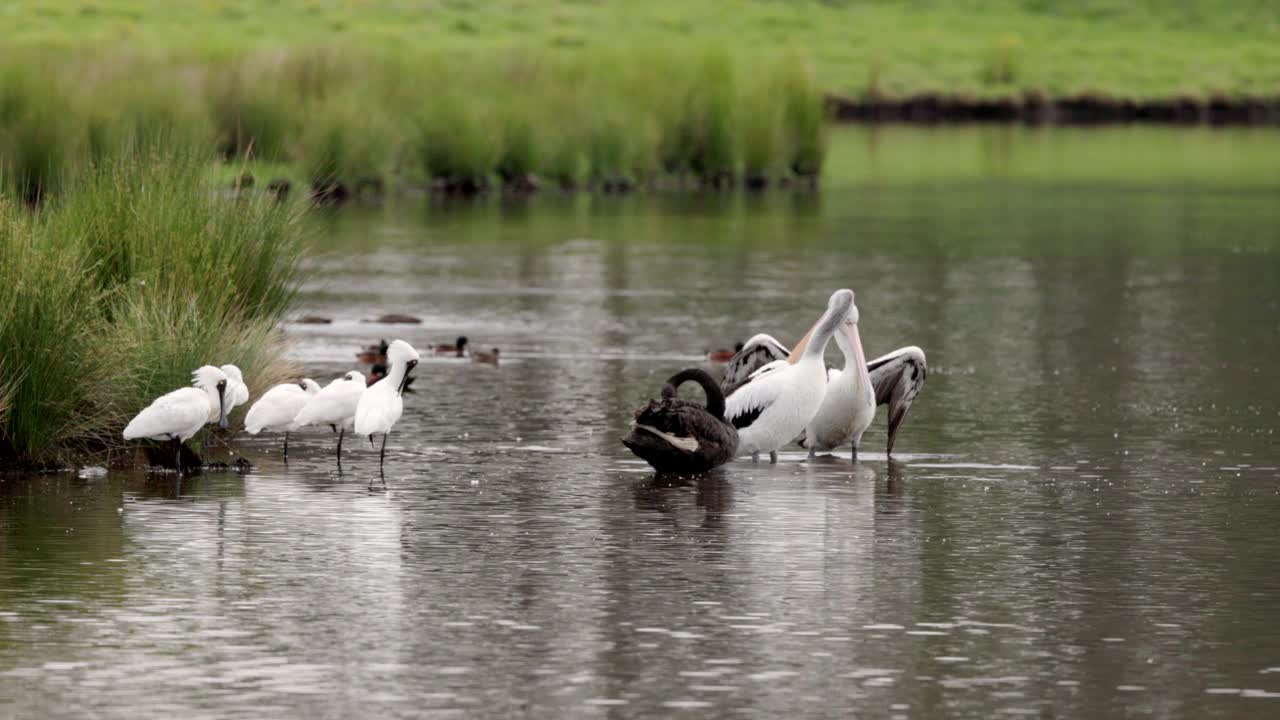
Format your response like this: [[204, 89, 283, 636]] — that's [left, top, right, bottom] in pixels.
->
[[0, 46, 828, 201], [0, 148, 304, 465]]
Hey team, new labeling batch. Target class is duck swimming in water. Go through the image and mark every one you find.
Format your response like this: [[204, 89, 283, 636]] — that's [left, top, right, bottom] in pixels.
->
[[433, 336, 469, 357], [706, 342, 743, 363], [471, 348, 500, 366], [356, 340, 387, 366], [623, 368, 738, 474]]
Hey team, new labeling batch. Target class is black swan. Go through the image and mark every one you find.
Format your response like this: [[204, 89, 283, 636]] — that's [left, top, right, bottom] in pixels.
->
[[622, 368, 739, 473]]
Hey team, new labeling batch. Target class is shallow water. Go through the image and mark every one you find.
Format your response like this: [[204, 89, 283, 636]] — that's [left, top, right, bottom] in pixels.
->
[[4, 127, 1280, 718]]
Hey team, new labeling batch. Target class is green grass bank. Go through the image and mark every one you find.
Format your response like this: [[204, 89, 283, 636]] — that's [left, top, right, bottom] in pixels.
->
[[7, 0, 1280, 99], [6, 1, 1279, 202], [0, 148, 305, 468]]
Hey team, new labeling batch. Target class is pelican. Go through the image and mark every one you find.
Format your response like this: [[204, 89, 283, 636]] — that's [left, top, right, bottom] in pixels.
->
[[244, 378, 321, 459], [353, 339, 420, 472], [722, 320, 926, 460], [219, 364, 251, 422], [123, 365, 228, 473], [623, 368, 738, 474], [722, 289, 854, 462], [292, 371, 366, 457]]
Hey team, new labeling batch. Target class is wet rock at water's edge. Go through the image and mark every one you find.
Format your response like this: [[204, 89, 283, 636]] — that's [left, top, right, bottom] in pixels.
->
[[365, 313, 423, 325], [311, 181, 350, 206]]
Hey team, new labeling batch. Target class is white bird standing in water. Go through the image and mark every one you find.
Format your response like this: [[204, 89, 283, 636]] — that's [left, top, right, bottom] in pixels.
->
[[723, 308, 928, 460], [354, 339, 420, 472], [219, 364, 251, 423], [722, 289, 854, 462], [292, 371, 366, 458], [244, 378, 321, 459], [798, 302, 876, 460], [123, 365, 229, 473]]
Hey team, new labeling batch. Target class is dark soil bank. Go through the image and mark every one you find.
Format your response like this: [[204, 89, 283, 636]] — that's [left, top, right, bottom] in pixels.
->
[[826, 93, 1280, 125]]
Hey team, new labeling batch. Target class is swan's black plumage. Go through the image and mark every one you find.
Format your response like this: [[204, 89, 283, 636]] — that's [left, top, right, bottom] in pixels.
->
[[622, 368, 739, 474]]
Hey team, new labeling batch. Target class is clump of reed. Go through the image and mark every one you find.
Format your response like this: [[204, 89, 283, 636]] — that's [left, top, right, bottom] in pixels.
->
[[0, 146, 304, 465], [1, 45, 828, 204], [983, 34, 1024, 87], [0, 63, 83, 204]]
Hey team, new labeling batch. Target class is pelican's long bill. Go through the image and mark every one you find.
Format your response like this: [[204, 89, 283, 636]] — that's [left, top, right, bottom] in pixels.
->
[[845, 317, 868, 371], [217, 382, 228, 429]]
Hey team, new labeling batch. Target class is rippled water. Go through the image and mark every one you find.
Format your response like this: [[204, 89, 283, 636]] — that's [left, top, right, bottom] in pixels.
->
[[4, 127, 1280, 718]]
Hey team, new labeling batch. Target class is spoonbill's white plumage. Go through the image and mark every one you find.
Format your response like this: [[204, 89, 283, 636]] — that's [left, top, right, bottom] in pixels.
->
[[244, 378, 320, 459], [219, 364, 250, 424], [722, 289, 854, 462], [123, 365, 229, 472], [293, 371, 366, 457], [354, 339, 420, 472]]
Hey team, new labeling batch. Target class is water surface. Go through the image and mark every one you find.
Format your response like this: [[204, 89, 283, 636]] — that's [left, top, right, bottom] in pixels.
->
[[3, 127, 1280, 718]]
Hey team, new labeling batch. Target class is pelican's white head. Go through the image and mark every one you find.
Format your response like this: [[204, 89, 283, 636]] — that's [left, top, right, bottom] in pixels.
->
[[299, 378, 322, 395], [386, 339, 420, 395], [343, 371, 365, 383], [191, 365, 230, 427]]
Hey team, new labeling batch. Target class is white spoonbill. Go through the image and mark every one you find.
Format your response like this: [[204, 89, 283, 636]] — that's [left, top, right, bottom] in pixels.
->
[[219, 364, 251, 423], [123, 365, 229, 473], [292, 371, 366, 458], [722, 289, 854, 463], [244, 378, 321, 459], [723, 328, 927, 459], [354, 339, 420, 472]]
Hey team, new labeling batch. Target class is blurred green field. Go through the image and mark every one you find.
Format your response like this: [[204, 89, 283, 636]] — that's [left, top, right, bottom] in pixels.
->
[[7, 0, 1280, 98]]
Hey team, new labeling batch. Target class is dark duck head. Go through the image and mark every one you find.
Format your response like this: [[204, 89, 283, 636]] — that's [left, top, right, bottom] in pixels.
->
[[623, 368, 739, 475]]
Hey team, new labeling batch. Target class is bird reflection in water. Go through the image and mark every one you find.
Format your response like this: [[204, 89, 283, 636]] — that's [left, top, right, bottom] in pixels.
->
[[632, 472, 734, 532], [879, 458, 909, 514]]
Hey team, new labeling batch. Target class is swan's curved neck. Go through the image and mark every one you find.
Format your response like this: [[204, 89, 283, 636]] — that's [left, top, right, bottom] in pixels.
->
[[662, 368, 727, 420]]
